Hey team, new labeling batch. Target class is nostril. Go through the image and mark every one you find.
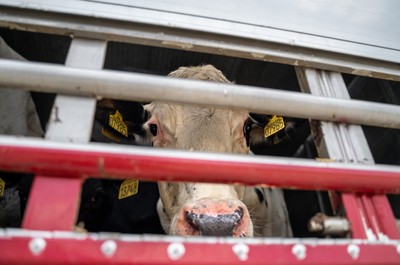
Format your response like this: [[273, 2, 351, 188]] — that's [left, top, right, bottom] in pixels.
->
[[235, 207, 244, 221], [185, 211, 201, 231], [149, 123, 158, 136]]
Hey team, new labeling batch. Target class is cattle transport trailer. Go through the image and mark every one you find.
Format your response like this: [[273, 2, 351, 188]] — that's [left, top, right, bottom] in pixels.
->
[[0, 0, 400, 264]]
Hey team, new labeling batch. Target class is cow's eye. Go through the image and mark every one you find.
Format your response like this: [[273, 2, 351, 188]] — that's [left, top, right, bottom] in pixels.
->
[[243, 120, 252, 136], [243, 119, 253, 147], [149, 123, 158, 136]]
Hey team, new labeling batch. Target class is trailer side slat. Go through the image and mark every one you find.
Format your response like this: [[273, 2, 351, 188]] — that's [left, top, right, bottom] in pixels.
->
[[0, 232, 400, 265], [21, 176, 81, 231], [1, 136, 400, 194]]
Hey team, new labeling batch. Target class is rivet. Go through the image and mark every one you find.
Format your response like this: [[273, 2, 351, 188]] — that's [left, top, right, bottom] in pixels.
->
[[292, 244, 306, 260], [167, 243, 185, 260], [347, 244, 360, 259], [101, 240, 117, 257], [29, 238, 46, 256], [232, 243, 249, 261]]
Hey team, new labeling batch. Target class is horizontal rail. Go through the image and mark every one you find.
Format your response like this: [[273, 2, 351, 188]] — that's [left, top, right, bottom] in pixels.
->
[[0, 229, 400, 265], [0, 60, 400, 129], [1, 136, 400, 193], [1, 3, 400, 81]]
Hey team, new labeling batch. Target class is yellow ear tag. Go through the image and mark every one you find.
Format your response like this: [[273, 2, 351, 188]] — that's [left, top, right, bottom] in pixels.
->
[[0, 178, 5, 197], [118, 179, 139, 199], [109, 110, 128, 137], [264, 115, 285, 138]]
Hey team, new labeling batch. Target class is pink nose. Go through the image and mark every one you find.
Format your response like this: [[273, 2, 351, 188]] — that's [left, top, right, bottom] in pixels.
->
[[174, 198, 252, 237]]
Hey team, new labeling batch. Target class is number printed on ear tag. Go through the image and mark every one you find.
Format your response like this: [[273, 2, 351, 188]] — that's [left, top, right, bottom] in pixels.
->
[[118, 179, 139, 199], [109, 110, 128, 137], [264, 115, 285, 138]]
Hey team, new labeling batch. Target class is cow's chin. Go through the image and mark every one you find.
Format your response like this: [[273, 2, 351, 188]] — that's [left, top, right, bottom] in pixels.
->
[[168, 199, 254, 237]]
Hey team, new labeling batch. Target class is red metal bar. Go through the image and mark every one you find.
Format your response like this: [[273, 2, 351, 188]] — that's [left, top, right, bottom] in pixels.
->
[[342, 193, 399, 240], [371, 195, 400, 239], [0, 233, 399, 265], [1, 138, 400, 193], [341, 194, 369, 239], [361, 195, 382, 239], [22, 176, 82, 231]]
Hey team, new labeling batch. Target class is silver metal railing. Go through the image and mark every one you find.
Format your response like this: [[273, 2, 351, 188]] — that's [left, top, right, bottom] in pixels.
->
[[0, 59, 399, 129]]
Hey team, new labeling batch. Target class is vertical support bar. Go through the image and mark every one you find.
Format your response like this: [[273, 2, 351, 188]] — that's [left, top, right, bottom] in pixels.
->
[[341, 194, 369, 239], [361, 194, 382, 238], [22, 38, 107, 230], [371, 195, 400, 239], [296, 67, 399, 239], [46, 38, 107, 143], [22, 176, 82, 230], [295, 67, 374, 163]]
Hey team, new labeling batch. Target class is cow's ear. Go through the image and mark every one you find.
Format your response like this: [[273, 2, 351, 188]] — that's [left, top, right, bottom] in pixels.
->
[[93, 99, 151, 145], [248, 114, 303, 146]]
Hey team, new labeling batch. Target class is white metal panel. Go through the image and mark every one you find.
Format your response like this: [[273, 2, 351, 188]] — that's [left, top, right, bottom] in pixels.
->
[[0, 0, 399, 64], [1, 0, 400, 81], [106, 0, 400, 52], [45, 38, 106, 143], [296, 68, 375, 164]]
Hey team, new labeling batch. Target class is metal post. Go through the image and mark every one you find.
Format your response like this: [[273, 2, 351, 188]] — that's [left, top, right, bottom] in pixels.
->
[[296, 67, 400, 240], [22, 38, 107, 231]]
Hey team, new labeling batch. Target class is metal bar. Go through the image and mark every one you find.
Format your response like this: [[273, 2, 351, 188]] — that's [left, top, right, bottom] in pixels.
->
[[45, 95, 97, 142], [295, 67, 400, 240], [1, 136, 400, 193], [21, 176, 82, 230], [22, 38, 107, 231], [0, 3, 400, 81], [1, 230, 400, 265], [360, 195, 381, 239], [0, 60, 400, 129], [341, 194, 369, 239], [45, 38, 106, 143], [371, 195, 400, 239], [295, 68, 375, 163]]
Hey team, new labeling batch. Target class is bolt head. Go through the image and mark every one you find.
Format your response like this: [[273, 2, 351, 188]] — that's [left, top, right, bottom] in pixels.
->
[[29, 238, 46, 256], [347, 244, 360, 260], [167, 243, 185, 260], [101, 240, 117, 257], [292, 244, 307, 260], [232, 243, 249, 261]]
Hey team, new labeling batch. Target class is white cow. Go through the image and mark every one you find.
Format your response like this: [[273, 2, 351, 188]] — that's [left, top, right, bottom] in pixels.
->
[[143, 65, 292, 237]]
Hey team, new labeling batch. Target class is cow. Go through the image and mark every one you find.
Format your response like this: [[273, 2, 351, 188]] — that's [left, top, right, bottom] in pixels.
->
[[141, 65, 292, 237]]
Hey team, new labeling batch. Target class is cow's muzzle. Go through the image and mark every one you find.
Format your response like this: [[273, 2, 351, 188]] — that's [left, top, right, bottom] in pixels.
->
[[186, 207, 243, 236], [173, 198, 252, 237]]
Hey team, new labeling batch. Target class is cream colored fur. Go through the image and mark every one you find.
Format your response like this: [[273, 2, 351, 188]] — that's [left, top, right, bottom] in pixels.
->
[[144, 65, 292, 237]]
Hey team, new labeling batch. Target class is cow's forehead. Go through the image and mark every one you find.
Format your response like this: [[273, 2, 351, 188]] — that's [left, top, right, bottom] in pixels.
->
[[146, 102, 248, 124]]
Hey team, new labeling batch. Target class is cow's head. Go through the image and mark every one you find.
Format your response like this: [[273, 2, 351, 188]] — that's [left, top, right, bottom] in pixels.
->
[[142, 65, 292, 237]]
